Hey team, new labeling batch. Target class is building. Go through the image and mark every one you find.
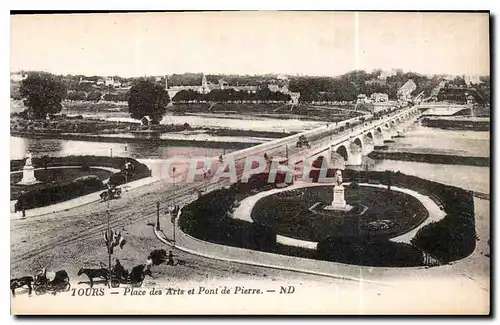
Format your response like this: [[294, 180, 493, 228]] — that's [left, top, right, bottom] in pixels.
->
[[165, 74, 261, 98], [289, 92, 300, 105], [198, 74, 210, 94], [370, 93, 389, 102], [218, 79, 229, 90], [11, 72, 28, 82], [397, 79, 417, 101], [378, 70, 397, 80], [79, 76, 95, 85], [464, 75, 482, 86], [356, 94, 369, 104], [105, 76, 122, 88]]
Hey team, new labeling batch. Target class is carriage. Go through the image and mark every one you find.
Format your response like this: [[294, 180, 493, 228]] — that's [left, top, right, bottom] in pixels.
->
[[109, 264, 151, 288], [100, 187, 122, 202], [78, 263, 151, 288], [33, 270, 71, 295], [296, 135, 311, 148]]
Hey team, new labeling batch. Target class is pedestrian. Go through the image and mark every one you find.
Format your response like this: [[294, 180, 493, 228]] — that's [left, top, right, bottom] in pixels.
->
[[167, 250, 175, 266]]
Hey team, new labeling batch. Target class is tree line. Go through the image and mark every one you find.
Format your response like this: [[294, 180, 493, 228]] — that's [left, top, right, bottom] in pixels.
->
[[15, 71, 490, 124], [289, 70, 447, 102], [172, 87, 291, 103]]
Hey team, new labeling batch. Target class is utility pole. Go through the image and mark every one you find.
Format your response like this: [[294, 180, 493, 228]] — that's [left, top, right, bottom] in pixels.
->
[[156, 201, 160, 231], [106, 206, 111, 288], [172, 166, 177, 207]]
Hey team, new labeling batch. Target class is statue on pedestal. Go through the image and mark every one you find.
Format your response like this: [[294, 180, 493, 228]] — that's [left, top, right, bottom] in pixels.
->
[[25, 151, 33, 167], [17, 150, 39, 185], [335, 169, 343, 186], [324, 169, 352, 212]]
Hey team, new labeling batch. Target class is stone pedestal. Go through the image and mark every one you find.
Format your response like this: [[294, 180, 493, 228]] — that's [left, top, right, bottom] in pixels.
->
[[324, 185, 352, 211], [17, 165, 39, 185]]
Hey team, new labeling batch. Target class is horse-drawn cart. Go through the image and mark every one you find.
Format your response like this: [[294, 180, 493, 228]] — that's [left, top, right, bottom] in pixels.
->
[[34, 270, 71, 295], [109, 264, 151, 288]]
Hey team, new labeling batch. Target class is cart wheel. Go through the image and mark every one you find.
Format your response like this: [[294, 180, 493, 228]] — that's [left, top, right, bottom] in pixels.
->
[[35, 287, 45, 295], [64, 282, 71, 291], [111, 279, 120, 288], [132, 281, 143, 288]]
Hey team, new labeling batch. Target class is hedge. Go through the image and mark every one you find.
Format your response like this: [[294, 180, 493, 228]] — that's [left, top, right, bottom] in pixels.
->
[[316, 237, 424, 267], [10, 155, 151, 178], [179, 185, 277, 252], [342, 169, 476, 263], [15, 176, 104, 211], [13, 156, 151, 211], [180, 169, 475, 266]]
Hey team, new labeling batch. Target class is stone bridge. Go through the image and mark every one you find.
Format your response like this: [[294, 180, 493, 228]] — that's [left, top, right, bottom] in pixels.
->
[[295, 106, 421, 169]]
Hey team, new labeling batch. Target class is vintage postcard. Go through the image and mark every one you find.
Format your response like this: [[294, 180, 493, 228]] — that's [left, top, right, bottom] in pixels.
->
[[9, 11, 490, 315]]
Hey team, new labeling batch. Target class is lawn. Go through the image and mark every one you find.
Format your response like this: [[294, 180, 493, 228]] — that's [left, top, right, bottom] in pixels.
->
[[251, 186, 429, 242], [10, 167, 113, 201]]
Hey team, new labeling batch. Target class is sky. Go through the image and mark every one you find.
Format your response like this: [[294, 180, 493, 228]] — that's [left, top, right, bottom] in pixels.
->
[[10, 11, 490, 78]]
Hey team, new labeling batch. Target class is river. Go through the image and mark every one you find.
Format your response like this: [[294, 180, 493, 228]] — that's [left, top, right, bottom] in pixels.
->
[[362, 120, 490, 194], [67, 111, 328, 133]]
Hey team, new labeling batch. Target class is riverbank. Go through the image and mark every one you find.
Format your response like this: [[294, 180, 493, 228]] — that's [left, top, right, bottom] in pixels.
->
[[368, 151, 490, 167], [421, 116, 490, 131], [11, 113, 294, 141], [10, 130, 260, 149]]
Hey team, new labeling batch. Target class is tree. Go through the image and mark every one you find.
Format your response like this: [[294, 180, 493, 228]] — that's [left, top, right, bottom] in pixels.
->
[[19, 72, 67, 119], [128, 79, 170, 124], [87, 90, 102, 102]]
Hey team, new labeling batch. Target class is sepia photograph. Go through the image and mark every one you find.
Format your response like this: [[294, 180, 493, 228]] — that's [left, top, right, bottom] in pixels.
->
[[8, 10, 490, 315]]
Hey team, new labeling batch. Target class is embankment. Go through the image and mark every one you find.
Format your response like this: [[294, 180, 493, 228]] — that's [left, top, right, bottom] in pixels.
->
[[368, 151, 490, 167]]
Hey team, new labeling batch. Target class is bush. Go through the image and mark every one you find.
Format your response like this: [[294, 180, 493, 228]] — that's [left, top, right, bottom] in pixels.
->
[[108, 172, 127, 186]]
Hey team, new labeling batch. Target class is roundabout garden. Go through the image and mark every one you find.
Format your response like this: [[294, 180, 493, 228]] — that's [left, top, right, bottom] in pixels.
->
[[11, 155, 151, 211], [179, 168, 477, 268], [251, 185, 428, 242]]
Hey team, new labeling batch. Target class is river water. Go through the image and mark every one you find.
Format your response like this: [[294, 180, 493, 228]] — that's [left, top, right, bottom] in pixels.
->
[[69, 111, 327, 133], [366, 121, 490, 194], [10, 119, 490, 194]]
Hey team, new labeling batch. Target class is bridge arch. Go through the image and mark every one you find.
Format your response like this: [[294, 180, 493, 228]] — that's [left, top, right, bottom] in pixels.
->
[[336, 145, 348, 161], [376, 127, 382, 134], [365, 132, 373, 139], [384, 123, 389, 129], [353, 137, 363, 149]]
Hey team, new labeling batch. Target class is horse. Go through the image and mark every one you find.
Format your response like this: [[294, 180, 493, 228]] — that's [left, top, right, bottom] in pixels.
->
[[77, 267, 110, 288], [129, 264, 152, 287], [10, 276, 34, 297]]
